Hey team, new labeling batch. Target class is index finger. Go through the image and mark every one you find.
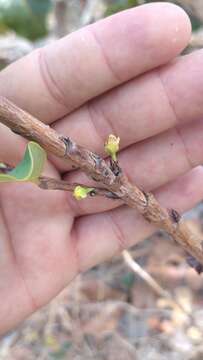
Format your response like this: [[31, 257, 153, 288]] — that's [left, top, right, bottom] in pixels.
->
[[0, 2, 191, 123]]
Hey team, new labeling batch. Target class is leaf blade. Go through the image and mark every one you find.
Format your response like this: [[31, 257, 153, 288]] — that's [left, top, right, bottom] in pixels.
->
[[0, 141, 46, 183]]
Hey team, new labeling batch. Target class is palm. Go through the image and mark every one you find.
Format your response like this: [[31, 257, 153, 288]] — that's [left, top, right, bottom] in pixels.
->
[[0, 163, 76, 330]]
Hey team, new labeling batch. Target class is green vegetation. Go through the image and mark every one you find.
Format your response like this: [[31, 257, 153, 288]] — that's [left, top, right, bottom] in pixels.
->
[[0, 0, 52, 40], [0, 0, 201, 41], [105, 0, 139, 17], [105, 0, 202, 31]]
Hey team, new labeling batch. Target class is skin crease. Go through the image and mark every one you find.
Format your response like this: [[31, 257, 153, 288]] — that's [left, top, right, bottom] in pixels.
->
[[1, 2, 203, 335]]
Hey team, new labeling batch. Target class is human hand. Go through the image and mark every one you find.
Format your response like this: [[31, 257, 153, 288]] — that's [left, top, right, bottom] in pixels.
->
[[0, 2, 202, 334]]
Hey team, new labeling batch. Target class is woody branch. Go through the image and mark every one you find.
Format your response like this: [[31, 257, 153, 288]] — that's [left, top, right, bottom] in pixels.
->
[[0, 96, 202, 268]]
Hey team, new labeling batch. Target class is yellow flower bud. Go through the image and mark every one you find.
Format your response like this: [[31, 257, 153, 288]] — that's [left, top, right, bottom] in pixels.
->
[[73, 186, 93, 201], [104, 134, 120, 161]]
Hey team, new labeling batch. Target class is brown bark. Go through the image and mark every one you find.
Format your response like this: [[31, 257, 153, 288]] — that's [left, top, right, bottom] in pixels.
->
[[0, 96, 203, 267], [38, 176, 119, 199]]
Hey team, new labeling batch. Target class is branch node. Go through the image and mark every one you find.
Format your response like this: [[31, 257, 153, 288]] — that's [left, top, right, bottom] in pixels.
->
[[11, 129, 21, 136], [60, 136, 77, 156], [142, 190, 150, 206], [89, 189, 97, 197], [186, 255, 203, 275], [90, 153, 103, 172], [169, 208, 181, 224], [110, 159, 122, 177], [106, 191, 120, 200]]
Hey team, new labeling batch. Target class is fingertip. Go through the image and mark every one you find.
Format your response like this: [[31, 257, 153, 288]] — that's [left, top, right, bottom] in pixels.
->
[[155, 2, 192, 49], [92, 2, 192, 81], [137, 2, 192, 58]]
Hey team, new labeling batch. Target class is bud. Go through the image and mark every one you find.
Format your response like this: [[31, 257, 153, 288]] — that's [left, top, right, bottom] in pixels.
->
[[73, 185, 93, 201], [104, 134, 120, 161]]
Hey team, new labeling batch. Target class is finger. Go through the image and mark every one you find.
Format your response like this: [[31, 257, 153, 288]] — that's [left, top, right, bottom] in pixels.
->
[[73, 167, 203, 271], [0, 124, 26, 166], [64, 118, 203, 216], [0, 179, 75, 334], [0, 3, 190, 123], [52, 50, 203, 172]]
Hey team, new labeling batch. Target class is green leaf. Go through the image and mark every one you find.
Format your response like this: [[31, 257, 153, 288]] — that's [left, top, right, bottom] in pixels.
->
[[0, 141, 46, 183], [0, 0, 50, 40]]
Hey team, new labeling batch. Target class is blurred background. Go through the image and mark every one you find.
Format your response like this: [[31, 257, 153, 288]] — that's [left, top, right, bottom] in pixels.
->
[[0, 0, 203, 68], [1, 1, 203, 359]]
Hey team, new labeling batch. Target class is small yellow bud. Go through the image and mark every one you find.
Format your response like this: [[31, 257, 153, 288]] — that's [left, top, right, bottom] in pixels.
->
[[44, 334, 60, 350], [73, 186, 93, 201], [104, 134, 120, 161]]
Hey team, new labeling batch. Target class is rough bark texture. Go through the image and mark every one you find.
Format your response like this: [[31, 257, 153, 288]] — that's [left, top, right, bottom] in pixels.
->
[[38, 176, 119, 199], [0, 96, 203, 267]]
